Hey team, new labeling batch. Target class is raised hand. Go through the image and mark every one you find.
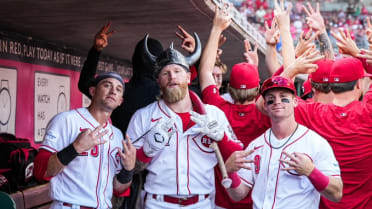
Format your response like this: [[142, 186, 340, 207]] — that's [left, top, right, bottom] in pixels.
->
[[225, 150, 254, 173], [94, 22, 114, 51], [118, 135, 136, 171], [143, 118, 175, 157], [303, 2, 326, 32], [274, 0, 292, 28], [366, 17, 372, 45], [280, 151, 314, 176], [243, 40, 259, 66], [331, 28, 360, 57], [357, 49, 372, 64], [216, 34, 227, 59], [283, 48, 324, 79], [190, 111, 224, 141], [175, 25, 196, 54], [213, 3, 232, 33], [295, 29, 319, 58], [73, 123, 108, 153], [265, 19, 280, 46]]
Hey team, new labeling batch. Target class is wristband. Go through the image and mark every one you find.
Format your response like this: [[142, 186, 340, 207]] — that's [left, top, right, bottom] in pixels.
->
[[228, 172, 241, 189], [308, 167, 330, 192], [57, 143, 79, 166], [116, 168, 134, 184], [137, 147, 152, 163]]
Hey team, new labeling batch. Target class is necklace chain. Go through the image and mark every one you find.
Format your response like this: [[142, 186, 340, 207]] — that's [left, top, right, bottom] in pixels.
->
[[269, 123, 299, 149]]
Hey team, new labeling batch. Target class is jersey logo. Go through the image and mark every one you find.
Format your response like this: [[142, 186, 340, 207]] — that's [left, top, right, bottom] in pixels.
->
[[151, 117, 162, 122], [254, 155, 261, 174], [79, 127, 88, 132], [192, 135, 214, 153], [201, 135, 213, 148]]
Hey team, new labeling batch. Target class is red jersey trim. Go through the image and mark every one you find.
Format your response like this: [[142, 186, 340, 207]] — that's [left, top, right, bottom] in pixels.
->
[[103, 141, 111, 207], [241, 177, 254, 187], [158, 101, 170, 118], [187, 135, 191, 195], [95, 143, 103, 208], [40, 145, 58, 153], [175, 124, 180, 195]]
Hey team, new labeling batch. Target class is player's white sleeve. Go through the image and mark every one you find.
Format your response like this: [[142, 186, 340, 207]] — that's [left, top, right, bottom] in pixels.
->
[[313, 134, 341, 177], [41, 112, 73, 153], [126, 108, 147, 149]]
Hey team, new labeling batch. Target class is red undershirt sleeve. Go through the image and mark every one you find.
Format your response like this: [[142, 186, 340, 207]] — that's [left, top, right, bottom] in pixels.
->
[[201, 85, 226, 107], [33, 149, 53, 182], [217, 134, 243, 161]]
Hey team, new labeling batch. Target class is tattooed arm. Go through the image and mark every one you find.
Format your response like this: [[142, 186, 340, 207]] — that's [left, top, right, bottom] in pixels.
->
[[303, 2, 335, 60]]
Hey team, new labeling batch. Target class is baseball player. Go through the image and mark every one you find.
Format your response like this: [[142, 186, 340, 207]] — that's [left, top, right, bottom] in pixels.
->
[[198, 4, 270, 209], [33, 72, 136, 209], [226, 76, 343, 209], [126, 31, 241, 209], [281, 56, 372, 209]]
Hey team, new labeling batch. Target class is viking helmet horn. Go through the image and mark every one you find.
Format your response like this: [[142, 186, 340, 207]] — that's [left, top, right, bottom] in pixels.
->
[[144, 34, 157, 64], [185, 32, 201, 66]]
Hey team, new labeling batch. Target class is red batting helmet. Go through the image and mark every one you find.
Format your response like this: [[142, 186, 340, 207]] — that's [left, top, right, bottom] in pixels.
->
[[261, 76, 296, 96]]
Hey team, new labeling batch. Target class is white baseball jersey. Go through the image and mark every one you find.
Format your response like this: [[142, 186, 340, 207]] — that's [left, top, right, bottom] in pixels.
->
[[238, 124, 340, 209], [40, 107, 124, 209], [127, 99, 235, 196]]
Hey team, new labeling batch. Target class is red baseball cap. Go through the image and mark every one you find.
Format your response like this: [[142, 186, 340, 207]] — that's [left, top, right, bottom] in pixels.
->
[[330, 57, 372, 83], [310, 59, 334, 83], [230, 63, 260, 89], [261, 76, 296, 96]]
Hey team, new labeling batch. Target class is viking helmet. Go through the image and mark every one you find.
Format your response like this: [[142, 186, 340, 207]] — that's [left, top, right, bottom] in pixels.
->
[[144, 33, 202, 77]]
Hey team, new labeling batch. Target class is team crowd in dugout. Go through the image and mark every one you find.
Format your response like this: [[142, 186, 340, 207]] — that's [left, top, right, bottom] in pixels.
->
[[2, 0, 372, 209]]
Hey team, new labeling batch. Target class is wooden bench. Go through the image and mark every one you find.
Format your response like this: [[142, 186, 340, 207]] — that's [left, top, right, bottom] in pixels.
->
[[10, 183, 52, 209]]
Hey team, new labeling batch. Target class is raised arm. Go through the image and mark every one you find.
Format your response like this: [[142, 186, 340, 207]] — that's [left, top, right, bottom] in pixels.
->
[[303, 2, 335, 60], [274, 0, 295, 68], [199, 3, 232, 91], [264, 19, 281, 75], [78, 23, 114, 98]]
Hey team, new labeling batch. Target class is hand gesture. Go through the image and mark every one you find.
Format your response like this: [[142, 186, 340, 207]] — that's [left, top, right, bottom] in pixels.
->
[[213, 3, 232, 33], [366, 17, 372, 45], [243, 40, 259, 66], [265, 19, 280, 46], [94, 22, 114, 51], [274, 0, 292, 28], [176, 25, 196, 54], [216, 34, 227, 59], [280, 151, 314, 176], [295, 29, 319, 58], [119, 135, 136, 171], [143, 118, 175, 157], [225, 150, 254, 173], [190, 111, 224, 141], [284, 48, 324, 78], [303, 2, 326, 32], [331, 28, 360, 57], [73, 124, 108, 153], [357, 49, 372, 64]]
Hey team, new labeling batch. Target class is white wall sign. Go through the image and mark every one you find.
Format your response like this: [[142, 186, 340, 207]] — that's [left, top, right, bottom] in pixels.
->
[[34, 72, 70, 142], [0, 67, 17, 134]]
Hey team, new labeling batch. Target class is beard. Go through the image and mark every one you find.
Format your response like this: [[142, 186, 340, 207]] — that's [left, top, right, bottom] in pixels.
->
[[161, 81, 188, 103]]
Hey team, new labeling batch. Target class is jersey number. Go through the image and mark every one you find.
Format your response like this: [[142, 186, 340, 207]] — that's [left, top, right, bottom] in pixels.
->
[[80, 145, 99, 157], [254, 155, 261, 174]]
